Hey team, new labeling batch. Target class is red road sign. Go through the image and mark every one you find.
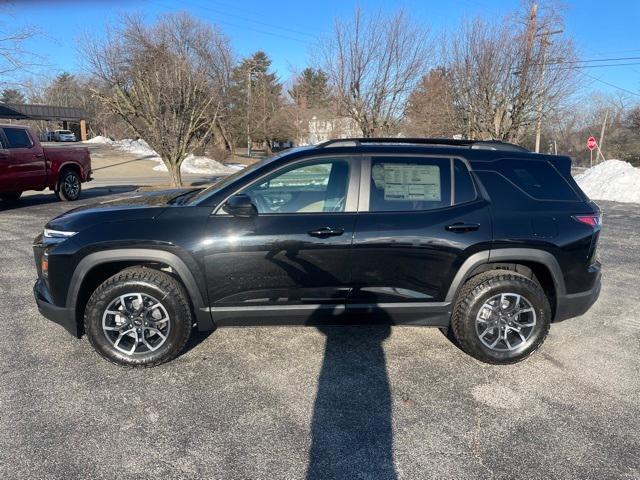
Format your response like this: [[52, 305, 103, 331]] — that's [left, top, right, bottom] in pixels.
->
[[587, 136, 597, 151]]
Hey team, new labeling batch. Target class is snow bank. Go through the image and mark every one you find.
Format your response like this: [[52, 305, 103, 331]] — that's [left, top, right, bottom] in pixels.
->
[[575, 160, 640, 204], [153, 154, 239, 175], [85, 136, 243, 175], [83, 135, 112, 144], [113, 139, 160, 159]]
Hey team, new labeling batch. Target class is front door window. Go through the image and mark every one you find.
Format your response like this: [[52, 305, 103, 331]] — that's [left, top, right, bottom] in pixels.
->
[[242, 159, 350, 214]]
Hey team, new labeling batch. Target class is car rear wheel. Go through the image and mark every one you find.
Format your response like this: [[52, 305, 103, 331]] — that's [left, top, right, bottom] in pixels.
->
[[451, 271, 551, 364], [0, 191, 22, 202], [84, 267, 193, 367], [55, 169, 81, 201]]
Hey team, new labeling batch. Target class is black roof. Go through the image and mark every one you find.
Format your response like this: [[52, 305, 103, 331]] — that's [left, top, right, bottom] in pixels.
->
[[0, 103, 86, 121], [317, 137, 529, 152]]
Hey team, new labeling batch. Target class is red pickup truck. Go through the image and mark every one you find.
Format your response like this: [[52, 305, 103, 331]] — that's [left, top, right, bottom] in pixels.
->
[[0, 124, 92, 202]]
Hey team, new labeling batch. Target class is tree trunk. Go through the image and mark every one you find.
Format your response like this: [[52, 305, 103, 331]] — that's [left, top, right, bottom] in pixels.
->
[[167, 161, 182, 187]]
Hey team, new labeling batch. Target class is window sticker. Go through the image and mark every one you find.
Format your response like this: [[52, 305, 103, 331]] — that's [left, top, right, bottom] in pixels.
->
[[372, 163, 441, 201]]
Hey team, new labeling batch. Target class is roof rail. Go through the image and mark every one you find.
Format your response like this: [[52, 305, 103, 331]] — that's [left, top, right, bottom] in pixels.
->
[[316, 137, 529, 152]]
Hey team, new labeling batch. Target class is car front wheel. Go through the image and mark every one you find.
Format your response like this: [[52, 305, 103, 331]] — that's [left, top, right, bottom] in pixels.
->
[[84, 267, 193, 367], [451, 271, 551, 364]]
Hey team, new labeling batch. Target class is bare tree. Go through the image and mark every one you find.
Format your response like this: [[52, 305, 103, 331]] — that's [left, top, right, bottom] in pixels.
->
[[82, 13, 232, 186], [318, 8, 432, 137], [445, 4, 579, 142], [0, 12, 39, 89]]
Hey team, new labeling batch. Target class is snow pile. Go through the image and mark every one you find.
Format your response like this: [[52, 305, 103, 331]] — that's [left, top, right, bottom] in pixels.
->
[[153, 154, 239, 175], [112, 138, 160, 159], [83, 135, 112, 144], [84, 136, 243, 175], [575, 160, 640, 204]]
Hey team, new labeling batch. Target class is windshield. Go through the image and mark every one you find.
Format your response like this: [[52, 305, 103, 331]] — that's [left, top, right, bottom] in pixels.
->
[[57, 130, 72, 134], [188, 146, 312, 205]]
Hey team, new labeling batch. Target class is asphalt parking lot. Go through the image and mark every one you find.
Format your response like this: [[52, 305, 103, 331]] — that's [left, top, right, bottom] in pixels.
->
[[1, 191, 639, 480]]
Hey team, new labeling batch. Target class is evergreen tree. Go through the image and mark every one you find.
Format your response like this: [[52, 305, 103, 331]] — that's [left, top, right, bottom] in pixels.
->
[[289, 68, 331, 110], [228, 51, 285, 154], [0, 88, 25, 104]]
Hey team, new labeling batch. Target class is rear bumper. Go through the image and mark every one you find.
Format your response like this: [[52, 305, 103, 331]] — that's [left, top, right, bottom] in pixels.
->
[[554, 272, 602, 322], [33, 279, 79, 337]]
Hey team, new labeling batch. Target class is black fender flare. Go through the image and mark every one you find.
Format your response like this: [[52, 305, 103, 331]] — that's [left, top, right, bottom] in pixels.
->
[[66, 249, 214, 331], [445, 248, 566, 303]]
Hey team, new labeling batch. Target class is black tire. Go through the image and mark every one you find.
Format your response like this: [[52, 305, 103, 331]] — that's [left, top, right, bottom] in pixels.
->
[[0, 191, 22, 202], [84, 267, 193, 367], [451, 271, 551, 364], [55, 169, 82, 201]]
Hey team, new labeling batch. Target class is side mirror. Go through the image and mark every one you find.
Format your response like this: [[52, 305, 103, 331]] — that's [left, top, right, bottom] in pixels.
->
[[223, 194, 257, 217]]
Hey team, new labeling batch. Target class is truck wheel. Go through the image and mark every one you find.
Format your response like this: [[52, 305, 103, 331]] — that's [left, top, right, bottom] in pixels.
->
[[451, 271, 551, 364], [0, 191, 22, 202], [55, 170, 81, 201], [84, 267, 193, 367]]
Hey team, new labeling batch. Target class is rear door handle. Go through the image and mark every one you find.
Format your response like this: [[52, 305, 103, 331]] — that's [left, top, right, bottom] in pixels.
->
[[308, 227, 345, 238], [446, 222, 480, 232]]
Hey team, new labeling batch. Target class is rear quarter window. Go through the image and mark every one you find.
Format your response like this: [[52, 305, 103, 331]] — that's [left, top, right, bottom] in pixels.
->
[[495, 159, 579, 201], [454, 159, 477, 204]]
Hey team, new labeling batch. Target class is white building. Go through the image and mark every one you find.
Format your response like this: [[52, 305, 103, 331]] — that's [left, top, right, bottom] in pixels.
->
[[300, 115, 362, 145]]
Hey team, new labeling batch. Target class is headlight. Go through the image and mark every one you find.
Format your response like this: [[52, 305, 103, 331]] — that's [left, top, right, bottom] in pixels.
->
[[43, 228, 77, 239]]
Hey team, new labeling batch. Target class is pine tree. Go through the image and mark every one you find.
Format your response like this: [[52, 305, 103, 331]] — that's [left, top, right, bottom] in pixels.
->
[[289, 68, 331, 110], [228, 51, 285, 155], [0, 88, 25, 104]]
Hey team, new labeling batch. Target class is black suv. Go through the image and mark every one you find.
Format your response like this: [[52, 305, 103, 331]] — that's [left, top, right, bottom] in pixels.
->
[[33, 138, 602, 367]]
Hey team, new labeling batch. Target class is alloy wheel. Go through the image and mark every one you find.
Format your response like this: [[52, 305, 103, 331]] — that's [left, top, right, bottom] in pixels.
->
[[63, 174, 80, 199], [475, 292, 537, 351], [102, 293, 171, 355]]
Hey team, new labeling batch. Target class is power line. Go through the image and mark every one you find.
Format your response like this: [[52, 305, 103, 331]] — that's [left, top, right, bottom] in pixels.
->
[[148, 0, 313, 45], [580, 71, 640, 98], [203, 0, 325, 35], [543, 56, 640, 66], [172, 0, 320, 39], [548, 62, 640, 70]]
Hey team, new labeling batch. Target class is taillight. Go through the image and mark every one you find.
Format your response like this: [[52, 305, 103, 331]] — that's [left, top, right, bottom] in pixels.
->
[[573, 214, 601, 228]]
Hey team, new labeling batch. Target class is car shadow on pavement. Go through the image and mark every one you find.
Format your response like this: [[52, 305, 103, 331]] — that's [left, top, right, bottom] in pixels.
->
[[0, 186, 139, 212], [306, 323, 397, 480], [264, 242, 398, 479]]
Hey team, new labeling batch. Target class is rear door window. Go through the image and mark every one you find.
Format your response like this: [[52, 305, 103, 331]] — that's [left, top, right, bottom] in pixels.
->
[[497, 159, 579, 201], [3, 127, 33, 149], [368, 157, 451, 212]]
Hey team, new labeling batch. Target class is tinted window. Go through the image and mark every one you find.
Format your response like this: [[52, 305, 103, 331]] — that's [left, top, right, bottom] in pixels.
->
[[498, 159, 579, 201], [454, 159, 477, 204], [242, 159, 350, 213], [3, 127, 33, 149], [369, 157, 451, 212]]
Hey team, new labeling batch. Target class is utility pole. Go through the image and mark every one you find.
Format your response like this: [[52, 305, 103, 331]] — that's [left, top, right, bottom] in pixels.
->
[[534, 27, 563, 153], [597, 110, 609, 163], [246, 61, 253, 158]]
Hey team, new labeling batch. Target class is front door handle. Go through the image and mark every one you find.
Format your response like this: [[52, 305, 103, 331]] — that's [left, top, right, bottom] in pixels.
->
[[446, 222, 480, 232], [308, 227, 345, 238]]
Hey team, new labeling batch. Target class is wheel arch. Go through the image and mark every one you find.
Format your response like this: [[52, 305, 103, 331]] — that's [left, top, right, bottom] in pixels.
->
[[51, 162, 82, 190], [67, 249, 213, 335], [446, 248, 565, 316]]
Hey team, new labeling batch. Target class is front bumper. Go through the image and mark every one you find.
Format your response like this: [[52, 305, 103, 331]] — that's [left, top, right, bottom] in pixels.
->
[[33, 279, 79, 337], [554, 272, 602, 322]]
